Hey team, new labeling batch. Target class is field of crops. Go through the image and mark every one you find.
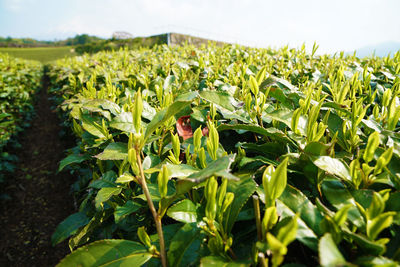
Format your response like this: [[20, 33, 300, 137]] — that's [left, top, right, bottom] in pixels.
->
[[37, 43, 400, 266], [0, 47, 77, 63], [0, 53, 41, 197]]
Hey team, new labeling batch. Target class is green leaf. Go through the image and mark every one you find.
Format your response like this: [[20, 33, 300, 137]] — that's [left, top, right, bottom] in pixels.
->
[[114, 201, 142, 223], [109, 112, 136, 133], [366, 192, 385, 220], [149, 223, 182, 250], [186, 155, 238, 183], [80, 114, 105, 138], [167, 199, 198, 223], [57, 239, 152, 267], [264, 109, 306, 135], [167, 223, 203, 267], [304, 142, 330, 156], [367, 212, 395, 240], [276, 185, 323, 250], [269, 157, 289, 201], [319, 233, 347, 267], [199, 90, 239, 111], [312, 156, 351, 181], [355, 256, 399, 266], [223, 174, 257, 233], [276, 215, 298, 246], [98, 99, 121, 115], [342, 229, 386, 255], [59, 153, 90, 172], [321, 180, 364, 228], [260, 76, 302, 108], [95, 187, 122, 208], [144, 92, 197, 140], [200, 256, 249, 266], [81, 99, 121, 116], [363, 131, 380, 163], [69, 209, 113, 249], [51, 212, 90, 246], [333, 204, 352, 226], [80, 101, 111, 120], [116, 173, 136, 183], [163, 75, 176, 91], [95, 142, 128, 161], [165, 163, 199, 178], [141, 101, 156, 121], [218, 124, 291, 143], [90, 171, 117, 189]]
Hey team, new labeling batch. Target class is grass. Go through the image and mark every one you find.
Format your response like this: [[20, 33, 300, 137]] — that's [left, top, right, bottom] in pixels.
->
[[0, 46, 77, 63]]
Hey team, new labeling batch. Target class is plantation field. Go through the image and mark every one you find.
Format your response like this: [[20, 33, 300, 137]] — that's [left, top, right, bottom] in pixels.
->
[[46, 44, 400, 266], [1, 43, 400, 266], [0, 46, 76, 63]]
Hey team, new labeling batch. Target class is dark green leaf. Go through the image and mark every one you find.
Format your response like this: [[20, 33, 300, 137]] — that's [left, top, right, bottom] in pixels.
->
[[223, 174, 257, 233], [52, 212, 89, 246], [114, 201, 142, 223], [276, 185, 323, 250], [57, 239, 152, 267], [321, 180, 364, 228], [59, 153, 90, 172], [218, 124, 292, 143], [90, 171, 118, 189], [342, 229, 386, 255], [167, 223, 203, 267]]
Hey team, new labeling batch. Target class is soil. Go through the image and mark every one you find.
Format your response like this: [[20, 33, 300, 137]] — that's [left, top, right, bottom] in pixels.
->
[[0, 74, 76, 266]]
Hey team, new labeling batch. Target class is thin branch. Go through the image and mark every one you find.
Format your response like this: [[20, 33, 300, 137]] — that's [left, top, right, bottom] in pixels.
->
[[137, 151, 167, 267]]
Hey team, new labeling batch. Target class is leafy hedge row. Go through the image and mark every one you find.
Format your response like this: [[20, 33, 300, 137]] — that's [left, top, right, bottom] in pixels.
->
[[0, 53, 41, 196], [49, 44, 400, 266]]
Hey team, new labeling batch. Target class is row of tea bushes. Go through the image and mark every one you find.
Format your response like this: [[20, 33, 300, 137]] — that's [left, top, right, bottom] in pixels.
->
[[0, 53, 41, 197], [49, 44, 400, 266]]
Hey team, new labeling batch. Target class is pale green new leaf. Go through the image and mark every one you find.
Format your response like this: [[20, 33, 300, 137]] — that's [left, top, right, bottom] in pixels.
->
[[319, 233, 347, 267], [167, 199, 198, 223], [95, 142, 128, 161]]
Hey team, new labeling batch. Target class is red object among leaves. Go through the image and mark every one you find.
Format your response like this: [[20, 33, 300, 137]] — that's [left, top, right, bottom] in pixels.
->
[[176, 116, 193, 140], [201, 126, 209, 137], [176, 115, 209, 140]]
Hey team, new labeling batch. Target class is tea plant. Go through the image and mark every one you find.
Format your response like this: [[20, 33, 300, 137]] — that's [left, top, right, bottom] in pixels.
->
[[49, 44, 400, 266], [0, 53, 41, 197]]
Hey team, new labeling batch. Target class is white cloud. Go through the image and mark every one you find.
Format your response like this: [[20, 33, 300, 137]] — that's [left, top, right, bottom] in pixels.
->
[[3, 0, 24, 11], [47, 16, 113, 38], [3, 0, 37, 12]]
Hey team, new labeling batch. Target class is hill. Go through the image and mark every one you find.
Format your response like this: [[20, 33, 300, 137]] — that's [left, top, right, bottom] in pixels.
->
[[351, 41, 400, 57]]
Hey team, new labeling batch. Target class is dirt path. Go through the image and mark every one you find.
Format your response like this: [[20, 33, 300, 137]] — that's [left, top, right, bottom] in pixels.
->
[[0, 74, 75, 266]]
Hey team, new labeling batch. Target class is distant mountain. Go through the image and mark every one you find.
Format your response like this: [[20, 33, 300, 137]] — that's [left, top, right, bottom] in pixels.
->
[[349, 41, 400, 58]]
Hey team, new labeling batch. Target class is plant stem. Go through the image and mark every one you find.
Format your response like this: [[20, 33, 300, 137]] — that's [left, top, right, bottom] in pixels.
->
[[137, 151, 167, 267], [258, 252, 268, 267], [252, 195, 262, 240]]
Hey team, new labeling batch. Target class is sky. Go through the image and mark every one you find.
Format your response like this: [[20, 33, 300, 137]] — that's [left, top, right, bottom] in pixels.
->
[[0, 0, 399, 54]]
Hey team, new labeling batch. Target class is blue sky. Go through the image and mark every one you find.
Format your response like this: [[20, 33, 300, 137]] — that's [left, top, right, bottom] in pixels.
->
[[1, 0, 399, 53]]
